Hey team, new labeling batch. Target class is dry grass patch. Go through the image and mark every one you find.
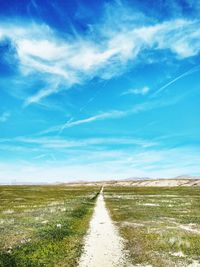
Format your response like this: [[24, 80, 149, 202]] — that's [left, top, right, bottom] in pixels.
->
[[104, 186, 200, 267]]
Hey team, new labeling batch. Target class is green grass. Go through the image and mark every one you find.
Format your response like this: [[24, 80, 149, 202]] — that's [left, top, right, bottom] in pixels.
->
[[104, 186, 200, 267], [0, 185, 99, 267]]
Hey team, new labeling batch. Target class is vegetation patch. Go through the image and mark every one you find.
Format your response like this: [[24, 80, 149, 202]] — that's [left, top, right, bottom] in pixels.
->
[[0, 185, 99, 267], [104, 186, 200, 267]]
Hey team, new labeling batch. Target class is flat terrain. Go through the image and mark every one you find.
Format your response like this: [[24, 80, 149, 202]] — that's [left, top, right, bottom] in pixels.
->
[[0, 185, 99, 267], [104, 186, 200, 267], [1, 182, 200, 267]]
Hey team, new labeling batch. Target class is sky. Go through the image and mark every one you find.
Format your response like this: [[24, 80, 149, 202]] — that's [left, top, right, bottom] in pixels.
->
[[0, 0, 200, 183]]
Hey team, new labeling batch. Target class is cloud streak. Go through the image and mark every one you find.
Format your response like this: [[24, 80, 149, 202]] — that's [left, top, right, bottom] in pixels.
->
[[153, 64, 200, 96], [39, 91, 186, 134], [60, 110, 124, 131], [0, 136, 158, 154]]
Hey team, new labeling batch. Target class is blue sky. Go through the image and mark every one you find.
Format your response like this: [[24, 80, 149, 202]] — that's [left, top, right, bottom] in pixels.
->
[[0, 0, 200, 183]]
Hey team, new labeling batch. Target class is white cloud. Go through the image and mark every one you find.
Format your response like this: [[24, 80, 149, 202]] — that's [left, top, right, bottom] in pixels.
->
[[1, 6, 200, 104], [122, 86, 150, 96], [18, 39, 70, 61], [0, 111, 10, 122]]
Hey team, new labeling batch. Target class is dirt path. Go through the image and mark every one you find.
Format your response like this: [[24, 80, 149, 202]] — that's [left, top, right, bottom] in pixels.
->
[[78, 187, 126, 267]]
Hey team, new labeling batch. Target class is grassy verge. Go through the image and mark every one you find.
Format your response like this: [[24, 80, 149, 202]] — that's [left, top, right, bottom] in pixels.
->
[[104, 186, 200, 267], [0, 185, 99, 267]]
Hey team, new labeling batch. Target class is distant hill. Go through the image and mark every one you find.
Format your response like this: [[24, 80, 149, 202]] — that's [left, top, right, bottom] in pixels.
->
[[66, 177, 200, 187]]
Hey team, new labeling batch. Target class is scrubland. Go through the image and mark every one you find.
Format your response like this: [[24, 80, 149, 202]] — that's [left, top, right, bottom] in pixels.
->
[[1, 183, 200, 267], [0, 185, 99, 267], [104, 187, 200, 267]]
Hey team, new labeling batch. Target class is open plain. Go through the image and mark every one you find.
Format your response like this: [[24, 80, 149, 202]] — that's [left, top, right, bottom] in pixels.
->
[[0, 180, 200, 267]]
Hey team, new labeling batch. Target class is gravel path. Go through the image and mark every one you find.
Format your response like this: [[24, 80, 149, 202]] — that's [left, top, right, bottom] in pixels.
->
[[78, 188, 126, 267]]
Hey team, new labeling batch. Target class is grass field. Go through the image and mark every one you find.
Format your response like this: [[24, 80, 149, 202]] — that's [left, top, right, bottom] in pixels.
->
[[0, 185, 99, 267], [104, 186, 200, 267]]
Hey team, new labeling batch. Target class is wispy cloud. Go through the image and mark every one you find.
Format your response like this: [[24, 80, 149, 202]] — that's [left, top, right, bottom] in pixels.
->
[[1, 3, 200, 104], [60, 110, 124, 132], [122, 86, 149, 96], [0, 136, 158, 157], [0, 111, 10, 122], [24, 81, 59, 106]]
